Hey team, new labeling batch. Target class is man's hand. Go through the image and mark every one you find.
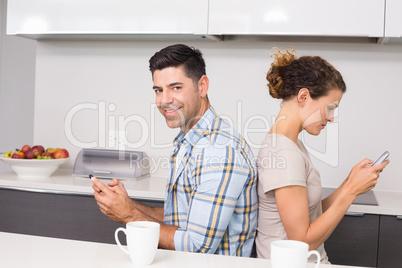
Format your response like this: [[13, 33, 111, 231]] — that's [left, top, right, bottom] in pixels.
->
[[92, 177, 177, 249], [107, 178, 128, 194], [91, 177, 136, 224]]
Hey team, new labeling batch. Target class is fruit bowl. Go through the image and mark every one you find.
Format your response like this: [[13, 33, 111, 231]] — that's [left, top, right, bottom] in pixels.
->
[[0, 155, 69, 179]]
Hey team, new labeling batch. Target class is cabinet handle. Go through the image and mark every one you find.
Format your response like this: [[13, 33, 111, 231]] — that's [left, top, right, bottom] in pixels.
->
[[93, 170, 112, 174], [345, 212, 364, 217]]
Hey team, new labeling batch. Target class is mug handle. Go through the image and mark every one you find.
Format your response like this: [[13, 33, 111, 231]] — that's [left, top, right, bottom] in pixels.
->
[[308, 250, 321, 268], [115, 227, 129, 255]]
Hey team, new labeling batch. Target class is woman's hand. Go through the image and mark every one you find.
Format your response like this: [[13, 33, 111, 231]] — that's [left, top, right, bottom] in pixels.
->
[[343, 158, 389, 198]]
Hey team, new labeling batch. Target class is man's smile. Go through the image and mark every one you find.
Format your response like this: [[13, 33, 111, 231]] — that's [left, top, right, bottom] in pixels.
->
[[164, 106, 182, 116]]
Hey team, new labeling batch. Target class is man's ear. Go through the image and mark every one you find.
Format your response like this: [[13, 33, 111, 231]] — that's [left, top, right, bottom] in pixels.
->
[[297, 88, 310, 107], [198, 75, 209, 98]]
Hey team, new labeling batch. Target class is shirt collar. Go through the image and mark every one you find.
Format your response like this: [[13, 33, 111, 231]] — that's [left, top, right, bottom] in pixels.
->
[[172, 106, 217, 147]]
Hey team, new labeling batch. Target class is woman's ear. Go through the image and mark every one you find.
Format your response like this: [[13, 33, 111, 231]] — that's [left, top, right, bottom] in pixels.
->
[[198, 75, 209, 98], [297, 88, 310, 107]]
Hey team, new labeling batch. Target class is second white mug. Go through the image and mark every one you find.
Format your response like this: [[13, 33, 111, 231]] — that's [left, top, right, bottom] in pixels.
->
[[271, 240, 321, 268], [115, 221, 160, 266]]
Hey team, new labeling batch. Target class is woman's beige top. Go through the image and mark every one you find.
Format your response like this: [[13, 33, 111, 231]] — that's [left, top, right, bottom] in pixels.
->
[[255, 134, 329, 264]]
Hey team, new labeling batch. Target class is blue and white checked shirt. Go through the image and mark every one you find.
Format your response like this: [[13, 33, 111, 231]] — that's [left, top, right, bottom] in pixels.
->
[[163, 107, 258, 256]]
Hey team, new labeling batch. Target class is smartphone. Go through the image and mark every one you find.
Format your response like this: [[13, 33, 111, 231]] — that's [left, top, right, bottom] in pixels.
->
[[372, 151, 390, 166]]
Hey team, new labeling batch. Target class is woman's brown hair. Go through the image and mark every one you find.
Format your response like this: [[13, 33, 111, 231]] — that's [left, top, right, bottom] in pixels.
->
[[267, 48, 346, 100]]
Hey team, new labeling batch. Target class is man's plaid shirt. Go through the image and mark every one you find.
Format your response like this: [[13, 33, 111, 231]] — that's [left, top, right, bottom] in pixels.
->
[[163, 107, 258, 256]]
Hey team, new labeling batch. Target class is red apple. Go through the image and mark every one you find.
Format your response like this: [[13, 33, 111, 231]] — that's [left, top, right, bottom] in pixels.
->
[[53, 149, 69, 159], [21, 145, 31, 154], [43, 151, 53, 157], [11, 153, 22, 159], [31, 145, 45, 158], [25, 149, 35, 159]]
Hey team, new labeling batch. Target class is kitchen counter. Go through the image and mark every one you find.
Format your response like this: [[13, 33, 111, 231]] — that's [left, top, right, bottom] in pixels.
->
[[1, 170, 401, 267], [0, 169, 402, 216], [347, 190, 402, 216], [0, 231, 368, 268], [0, 169, 166, 201]]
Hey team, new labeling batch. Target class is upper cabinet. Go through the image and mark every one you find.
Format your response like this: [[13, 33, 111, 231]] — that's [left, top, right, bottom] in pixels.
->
[[208, 0, 385, 37], [8, 0, 401, 43], [382, 0, 402, 43], [7, 0, 209, 39]]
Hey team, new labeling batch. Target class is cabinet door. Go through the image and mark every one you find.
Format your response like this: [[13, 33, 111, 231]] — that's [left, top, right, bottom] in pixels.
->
[[324, 213, 379, 267], [209, 0, 384, 37], [384, 0, 402, 38], [7, 0, 208, 35], [377, 215, 402, 267], [0, 188, 163, 244]]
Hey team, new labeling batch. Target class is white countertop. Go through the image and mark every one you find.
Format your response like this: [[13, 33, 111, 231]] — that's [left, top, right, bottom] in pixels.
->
[[0, 232, 367, 268], [348, 190, 402, 216], [0, 169, 402, 216], [0, 169, 166, 201]]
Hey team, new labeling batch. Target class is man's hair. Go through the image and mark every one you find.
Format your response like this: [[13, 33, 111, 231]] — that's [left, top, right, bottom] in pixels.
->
[[149, 44, 206, 85]]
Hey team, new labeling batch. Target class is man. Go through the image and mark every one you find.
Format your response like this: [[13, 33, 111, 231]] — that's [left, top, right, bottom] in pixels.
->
[[92, 44, 257, 256]]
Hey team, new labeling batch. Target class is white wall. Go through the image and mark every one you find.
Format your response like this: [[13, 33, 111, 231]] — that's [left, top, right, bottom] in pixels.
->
[[33, 40, 402, 191], [0, 0, 36, 171]]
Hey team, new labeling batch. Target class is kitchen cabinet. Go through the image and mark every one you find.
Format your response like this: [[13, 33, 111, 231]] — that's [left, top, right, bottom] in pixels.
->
[[377, 215, 402, 267], [384, 0, 402, 38], [325, 213, 379, 267], [6, 0, 209, 39], [325, 213, 402, 268], [7, 0, 386, 42], [0, 188, 164, 244], [208, 0, 385, 37], [379, 0, 402, 44]]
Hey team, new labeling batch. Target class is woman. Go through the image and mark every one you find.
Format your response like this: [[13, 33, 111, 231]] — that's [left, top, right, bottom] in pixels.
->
[[255, 48, 389, 263]]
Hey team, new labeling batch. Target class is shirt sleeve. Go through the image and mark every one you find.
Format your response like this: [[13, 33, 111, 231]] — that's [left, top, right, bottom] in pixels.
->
[[173, 145, 253, 253], [258, 148, 307, 194]]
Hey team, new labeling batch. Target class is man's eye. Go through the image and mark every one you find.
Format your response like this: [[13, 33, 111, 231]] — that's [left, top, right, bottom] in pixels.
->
[[154, 89, 162, 94], [173, 86, 181, 91]]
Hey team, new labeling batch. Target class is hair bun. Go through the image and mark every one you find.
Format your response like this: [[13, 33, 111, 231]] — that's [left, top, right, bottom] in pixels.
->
[[266, 47, 346, 101], [267, 71, 283, 99], [267, 47, 296, 99], [271, 47, 296, 68]]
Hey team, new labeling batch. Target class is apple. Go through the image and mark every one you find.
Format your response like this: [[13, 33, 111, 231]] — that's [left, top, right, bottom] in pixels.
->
[[31, 145, 45, 158], [43, 151, 53, 158], [21, 145, 31, 154], [4, 151, 14, 158], [11, 153, 22, 159], [25, 149, 35, 159], [53, 149, 69, 159]]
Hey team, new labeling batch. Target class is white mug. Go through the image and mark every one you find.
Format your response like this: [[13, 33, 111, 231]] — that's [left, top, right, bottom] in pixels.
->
[[115, 221, 160, 266], [271, 240, 321, 268]]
